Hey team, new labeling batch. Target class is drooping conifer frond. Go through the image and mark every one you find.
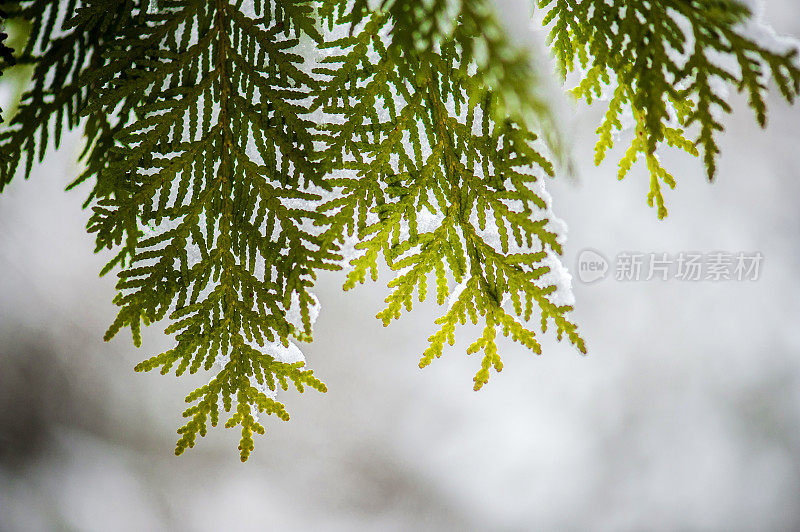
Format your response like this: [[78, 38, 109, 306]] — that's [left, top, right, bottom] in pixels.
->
[[314, 2, 584, 391], [85, 0, 330, 461], [538, 0, 800, 218], [0, 0, 139, 191]]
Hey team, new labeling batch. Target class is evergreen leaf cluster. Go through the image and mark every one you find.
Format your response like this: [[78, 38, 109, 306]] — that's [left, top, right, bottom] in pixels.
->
[[87, 0, 332, 461], [538, 0, 800, 218], [0, 0, 137, 190], [313, 0, 584, 393], [0, 0, 797, 459]]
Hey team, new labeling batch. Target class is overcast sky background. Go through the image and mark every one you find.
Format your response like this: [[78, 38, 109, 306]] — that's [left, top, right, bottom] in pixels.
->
[[2, 1, 800, 530]]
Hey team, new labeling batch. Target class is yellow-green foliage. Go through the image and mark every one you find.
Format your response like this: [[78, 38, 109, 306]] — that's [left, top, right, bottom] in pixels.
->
[[539, 0, 800, 218], [89, 0, 332, 461], [314, 1, 585, 394], [0, 0, 797, 460]]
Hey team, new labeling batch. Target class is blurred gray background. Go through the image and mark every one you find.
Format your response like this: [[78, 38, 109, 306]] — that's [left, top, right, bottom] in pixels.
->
[[2, 1, 800, 530]]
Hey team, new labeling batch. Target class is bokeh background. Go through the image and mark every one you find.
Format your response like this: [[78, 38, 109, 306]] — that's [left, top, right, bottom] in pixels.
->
[[2, 1, 800, 530]]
